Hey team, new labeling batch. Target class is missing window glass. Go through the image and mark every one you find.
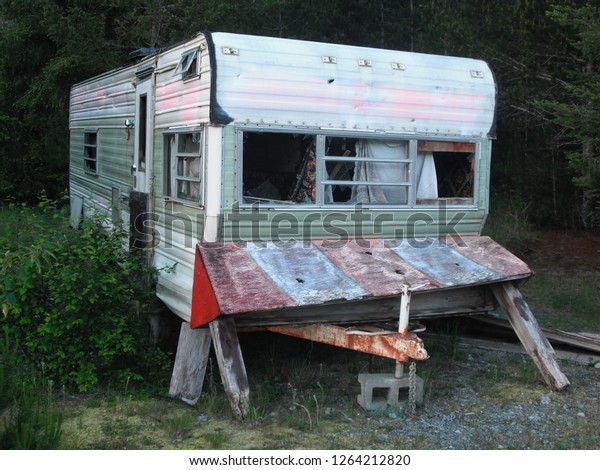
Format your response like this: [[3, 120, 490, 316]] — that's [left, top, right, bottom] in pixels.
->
[[242, 132, 314, 204], [324, 138, 411, 205], [416, 141, 475, 206]]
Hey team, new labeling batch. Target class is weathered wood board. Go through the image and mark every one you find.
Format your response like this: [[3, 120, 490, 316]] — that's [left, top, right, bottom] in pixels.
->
[[169, 323, 212, 405], [491, 283, 570, 390]]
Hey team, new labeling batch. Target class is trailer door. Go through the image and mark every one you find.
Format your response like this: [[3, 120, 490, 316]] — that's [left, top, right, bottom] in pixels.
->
[[129, 73, 155, 249], [133, 77, 154, 193]]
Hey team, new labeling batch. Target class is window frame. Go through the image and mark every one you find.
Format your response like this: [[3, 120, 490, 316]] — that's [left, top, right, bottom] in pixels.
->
[[236, 126, 480, 210], [163, 128, 205, 206], [83, 129, 99, 175], [173, 49, 200, 81]]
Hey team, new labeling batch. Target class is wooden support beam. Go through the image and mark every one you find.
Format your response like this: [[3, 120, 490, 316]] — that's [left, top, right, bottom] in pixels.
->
[[169, 322, 212, 405], [491, 282, 570, 390], [209, 317, 250, 420]]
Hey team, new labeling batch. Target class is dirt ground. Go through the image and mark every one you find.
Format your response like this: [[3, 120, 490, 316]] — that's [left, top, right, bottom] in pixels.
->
[[57, 228, 600, 450], [528, 228, 600, 270]]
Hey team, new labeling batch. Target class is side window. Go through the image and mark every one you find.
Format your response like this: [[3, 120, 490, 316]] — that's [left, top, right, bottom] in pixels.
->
[[164, 131, 203, 204], [239, 130, 478, 207], [241, 132, 412, 206], [242, 132, 315, 204], [174, 49, 199, 81], [324, 138, 411, 205], [83, 130, 98, 175], [415, 141, 476, 206]]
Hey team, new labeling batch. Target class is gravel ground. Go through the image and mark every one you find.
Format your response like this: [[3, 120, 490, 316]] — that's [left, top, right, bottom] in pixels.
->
[[341, 350, 600, 449]]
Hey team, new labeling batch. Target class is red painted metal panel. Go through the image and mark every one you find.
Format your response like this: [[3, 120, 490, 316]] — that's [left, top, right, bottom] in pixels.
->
[[190, 245, 220, 328], [196, 243, 295, 316]]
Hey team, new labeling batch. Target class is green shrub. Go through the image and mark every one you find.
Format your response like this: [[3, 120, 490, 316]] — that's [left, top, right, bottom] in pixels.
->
[[0, 199, 170, 392]]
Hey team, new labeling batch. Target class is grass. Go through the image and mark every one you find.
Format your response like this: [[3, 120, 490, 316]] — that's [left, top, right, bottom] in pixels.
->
[[521, 268, 600, 332], [2, 201, 599, 450]]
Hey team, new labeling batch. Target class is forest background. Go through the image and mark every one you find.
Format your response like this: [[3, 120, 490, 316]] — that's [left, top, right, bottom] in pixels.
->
[[0, 0, 599, 229]]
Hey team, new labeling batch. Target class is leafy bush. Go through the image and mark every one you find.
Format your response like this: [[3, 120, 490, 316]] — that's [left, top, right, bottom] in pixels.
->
[[0, 198, 170, 392]]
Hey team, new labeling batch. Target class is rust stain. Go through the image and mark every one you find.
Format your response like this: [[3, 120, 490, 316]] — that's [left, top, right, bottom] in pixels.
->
[[315, 238, 441, 296], [267, 324, 428, 362], [445, 236, 533, 279], [193, 237, 534, 327]]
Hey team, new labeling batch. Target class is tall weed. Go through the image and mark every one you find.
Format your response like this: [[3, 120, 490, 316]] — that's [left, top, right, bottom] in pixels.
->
[[0, 328, 63, 449]]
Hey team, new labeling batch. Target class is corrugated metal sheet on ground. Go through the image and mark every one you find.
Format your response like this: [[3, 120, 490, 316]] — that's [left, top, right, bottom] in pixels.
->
[[190, 236, 532, 327]]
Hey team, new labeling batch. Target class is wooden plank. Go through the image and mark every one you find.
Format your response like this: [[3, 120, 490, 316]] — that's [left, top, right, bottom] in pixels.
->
[[193, 237, 531, 325], [198, 243, 295, 315], [389, 241, 504, 287], [246, 242, 369, 305], [417, 141, 476, 153], [473, 315, 600, 354], [233, 285, 495, 327], [422, 333, 600, 366], [209, 317, 250, 420], [315, 239, 441, 297], [491, 282, 570, 390], [421, 333, 600, 366], [444, 236, 533, 280], [169, 322, 212, 405]]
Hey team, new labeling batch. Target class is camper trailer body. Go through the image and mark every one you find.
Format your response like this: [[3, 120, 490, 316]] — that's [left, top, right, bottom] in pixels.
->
[[70, 31, 496, 322], [70, 32, 570, 416]]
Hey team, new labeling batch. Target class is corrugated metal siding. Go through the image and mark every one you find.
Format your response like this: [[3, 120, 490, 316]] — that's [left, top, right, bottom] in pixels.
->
[[222, 125, 237, 211], [221, 206, 486, 242], [154, 39, 212, 129], [70, 66, 139, 129], [69, 129, 132, 208], [210, 32, 496, 137], [152, 201, 205, 320]]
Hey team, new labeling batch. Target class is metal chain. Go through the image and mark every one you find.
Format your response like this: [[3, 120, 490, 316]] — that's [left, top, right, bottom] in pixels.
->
[[408, 360, 417, 416]]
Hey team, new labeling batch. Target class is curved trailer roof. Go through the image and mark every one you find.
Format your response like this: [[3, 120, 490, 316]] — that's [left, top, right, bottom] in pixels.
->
[[207, 32, 496, 137]]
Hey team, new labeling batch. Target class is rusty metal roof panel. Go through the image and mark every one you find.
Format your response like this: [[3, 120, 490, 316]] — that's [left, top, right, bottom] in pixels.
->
[[191, 236, 532, 327]]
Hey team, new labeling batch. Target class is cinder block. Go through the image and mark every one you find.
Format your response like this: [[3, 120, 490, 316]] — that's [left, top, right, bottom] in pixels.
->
[[357, 373, 424, 411]]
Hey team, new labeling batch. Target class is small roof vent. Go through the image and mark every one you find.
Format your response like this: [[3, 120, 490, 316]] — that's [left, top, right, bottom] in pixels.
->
[[127, 48, 158, 63]]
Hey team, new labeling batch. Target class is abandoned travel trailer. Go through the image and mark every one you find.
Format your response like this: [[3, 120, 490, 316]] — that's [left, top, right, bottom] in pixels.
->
[[69, 31, 568, 418]]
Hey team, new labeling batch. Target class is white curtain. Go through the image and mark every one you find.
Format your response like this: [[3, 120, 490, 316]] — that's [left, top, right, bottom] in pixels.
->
[[351, 140, 437, 204]]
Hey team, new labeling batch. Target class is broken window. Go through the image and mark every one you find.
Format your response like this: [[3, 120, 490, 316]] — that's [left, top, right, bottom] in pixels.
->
[[239, 130, 477, 207], [415, 141, 476, 206], [242, 132, 314, 204], [174, 49, 199, 80], [83, 130, 98, 174], [164, 131, 203, 204]]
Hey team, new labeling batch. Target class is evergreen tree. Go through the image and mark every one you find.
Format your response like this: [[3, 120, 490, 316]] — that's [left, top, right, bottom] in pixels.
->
[[536, 3, 600, 227]]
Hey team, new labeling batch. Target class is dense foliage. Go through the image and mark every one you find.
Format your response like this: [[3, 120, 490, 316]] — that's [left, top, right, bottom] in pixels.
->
[[0, 0, 598, 225], [0, 199, 170, 392]]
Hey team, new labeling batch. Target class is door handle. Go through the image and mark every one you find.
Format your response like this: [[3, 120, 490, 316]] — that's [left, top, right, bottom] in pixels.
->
[[131, 164, 137, 174]]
